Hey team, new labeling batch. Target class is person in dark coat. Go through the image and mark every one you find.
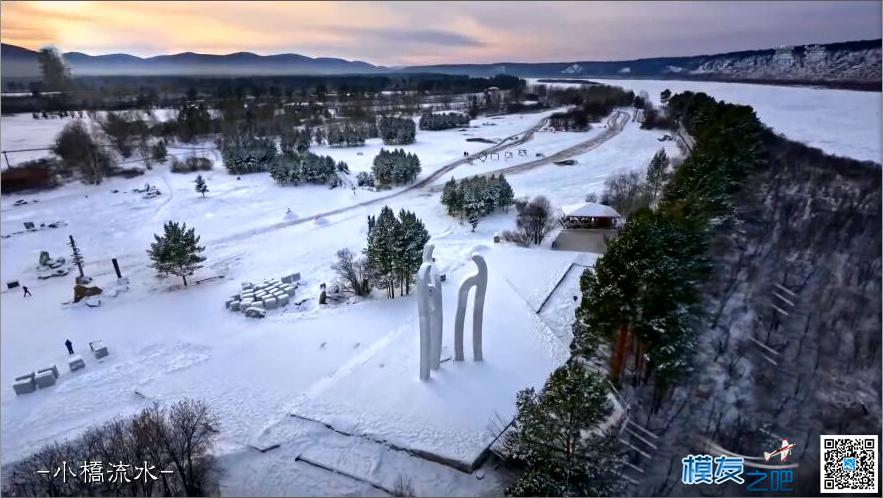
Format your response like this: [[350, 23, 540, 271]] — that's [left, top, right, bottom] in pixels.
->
[[22, 286, 31, 297], [65, 339, 74, 355]]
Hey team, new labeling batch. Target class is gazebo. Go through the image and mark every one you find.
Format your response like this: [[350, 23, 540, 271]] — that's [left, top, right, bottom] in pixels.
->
[[559, 202, 621, 229]]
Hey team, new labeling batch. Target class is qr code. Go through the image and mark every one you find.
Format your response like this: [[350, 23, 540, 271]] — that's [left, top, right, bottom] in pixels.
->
[[821, 435, 878, 493]]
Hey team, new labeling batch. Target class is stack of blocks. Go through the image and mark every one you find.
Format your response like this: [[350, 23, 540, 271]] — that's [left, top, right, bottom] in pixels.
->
[[225, 274, 298, 317]]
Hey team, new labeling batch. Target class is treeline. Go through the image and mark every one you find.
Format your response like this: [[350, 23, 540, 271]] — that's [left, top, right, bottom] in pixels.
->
[[269, 152, 348, 186], [502, 92, 765, 495], [364, 206, 430, 298], [372, 149, 421, 185], [3, 400, 218, 497], [440, 174, 514, 229], [547, 85, 635, 131], [378, 116, 416, 145], [320, 121, 377, 147], [221, 135, 278, 174], [2, 73, 526, 114], [575, 90, 764, 398], [419, 112, 470, 130]]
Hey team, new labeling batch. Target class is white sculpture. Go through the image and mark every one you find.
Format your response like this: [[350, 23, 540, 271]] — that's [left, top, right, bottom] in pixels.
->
[[454, 253, 487, 362], [416, 244, 444, 380]]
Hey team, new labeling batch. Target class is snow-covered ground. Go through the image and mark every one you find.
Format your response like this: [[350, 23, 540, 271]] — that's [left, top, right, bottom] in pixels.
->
[[1, 105, 678, 494], [528, 78, 882, 163]]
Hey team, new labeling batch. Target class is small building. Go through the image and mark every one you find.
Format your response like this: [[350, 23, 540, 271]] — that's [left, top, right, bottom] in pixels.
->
[[559, 202, 621, 229]]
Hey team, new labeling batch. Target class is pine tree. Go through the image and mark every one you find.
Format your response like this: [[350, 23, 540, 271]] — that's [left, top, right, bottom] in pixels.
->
[[497, 174, 515, 212], [194, 175, 209, 197], [394, 209, 430, 296], [645, 148, 669, 200], [68, 235, 85, 278], [147, 221, 206, 286], [503, 361, 625, 497], [467, 209, 480, 232], [364, 206, 400, 298], [441, 177, 462, 215]]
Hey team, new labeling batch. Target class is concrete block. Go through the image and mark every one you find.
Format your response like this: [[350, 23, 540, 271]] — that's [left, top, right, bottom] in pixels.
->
[[35, 370, 57, 388], [245, 307, 266, 319], [282, 273, 301, 284], [264, 297, 278, 309], [93, 346, 109, 359], [230, 301, 241, 311], [68, 355, 85, 372], [15, 372, 34, 382], [284, 286, 296, 296], [225, 299, 233, 309], [13, 377, 36, 395], [276, 294, 290, 306], [241, 282, 252, 289], [251, 300, 265, 309], [37, 365, 59, 378]]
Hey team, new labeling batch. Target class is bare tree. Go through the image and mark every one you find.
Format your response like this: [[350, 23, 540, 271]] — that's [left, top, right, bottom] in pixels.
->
[[515, 196, 558, 245], [332, 248, 371, 296], [601, 169, 651, 217]]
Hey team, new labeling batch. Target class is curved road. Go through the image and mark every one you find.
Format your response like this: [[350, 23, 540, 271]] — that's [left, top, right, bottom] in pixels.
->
[[81, 108, 632, 275]]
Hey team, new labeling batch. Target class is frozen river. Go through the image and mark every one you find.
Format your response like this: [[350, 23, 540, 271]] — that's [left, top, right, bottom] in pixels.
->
[[529, 78, 882, 164]]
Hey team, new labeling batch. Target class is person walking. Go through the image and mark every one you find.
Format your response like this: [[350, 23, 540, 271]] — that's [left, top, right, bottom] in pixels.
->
[[22, 285, 31, 297], [65, 339, 74, 355]]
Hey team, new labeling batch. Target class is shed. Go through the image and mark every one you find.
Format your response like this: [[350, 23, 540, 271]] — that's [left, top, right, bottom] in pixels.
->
[[559, 202, 621, 229]]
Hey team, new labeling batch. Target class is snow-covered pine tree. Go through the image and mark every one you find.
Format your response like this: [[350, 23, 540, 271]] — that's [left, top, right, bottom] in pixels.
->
[[146, 221, 206, 286], [481, 175, 498, 215], [364, 206, 400, 298], [393, 209, 430, 295], [194, 175, 209, 197], [503, 360, 625, 497], [467, 209, 480, 232], [441, 177, 462, 215]]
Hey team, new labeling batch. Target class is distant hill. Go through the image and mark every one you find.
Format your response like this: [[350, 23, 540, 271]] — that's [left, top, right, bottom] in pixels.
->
[[0, 44, 383, 77], [401, 39, 882, 85], [3, 39, 879, 86]]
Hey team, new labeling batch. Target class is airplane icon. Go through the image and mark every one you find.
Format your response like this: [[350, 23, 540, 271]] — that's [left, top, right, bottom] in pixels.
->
[[764, 438, 796, 462]]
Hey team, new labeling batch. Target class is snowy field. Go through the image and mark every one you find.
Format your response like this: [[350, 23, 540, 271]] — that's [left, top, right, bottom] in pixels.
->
[[529, 78, 882, 163], [1, 105, 674, 494]]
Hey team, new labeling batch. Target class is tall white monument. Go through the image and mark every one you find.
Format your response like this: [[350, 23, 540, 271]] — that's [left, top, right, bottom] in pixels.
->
[[454, 253, 487, 362], [416, 244, 444, 380]]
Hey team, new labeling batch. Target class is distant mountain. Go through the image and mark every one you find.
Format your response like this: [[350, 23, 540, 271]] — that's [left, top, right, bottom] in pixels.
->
[[3, 39, 879, 86], [401, 39, 882, 85], [0, 44, 383, 77]]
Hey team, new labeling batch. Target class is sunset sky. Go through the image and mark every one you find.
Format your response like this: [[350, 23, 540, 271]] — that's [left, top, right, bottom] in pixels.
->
[[1, 1, 879, 65]]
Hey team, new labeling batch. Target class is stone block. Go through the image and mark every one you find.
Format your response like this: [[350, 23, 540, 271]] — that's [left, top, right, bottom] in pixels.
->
[[230, 301, 241, 311], [68, 355, 86, 371], [35, 370, 57, 388], [284, 286, 296, 296], [225, 299, 233, 309], [241, 282, 252, 289], [276, 294, 290, 306], [37, 365, 59, 378], [264, 297, 278, 309], [245, 307, 266, 319], [13, 377, 36, 395], [251, 300, 265, 309], [93, 346, 109, 359], [281, 273, 301, 284]]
